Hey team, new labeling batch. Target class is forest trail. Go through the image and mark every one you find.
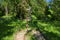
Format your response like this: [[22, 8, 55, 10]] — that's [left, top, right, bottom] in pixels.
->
[[14, 29, 46, 40], [14, 30, 27, 40]]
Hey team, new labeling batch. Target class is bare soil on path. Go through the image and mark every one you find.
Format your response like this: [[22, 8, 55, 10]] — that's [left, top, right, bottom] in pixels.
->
[[14, 30, 27, 40], [14, 29, 46, 40]]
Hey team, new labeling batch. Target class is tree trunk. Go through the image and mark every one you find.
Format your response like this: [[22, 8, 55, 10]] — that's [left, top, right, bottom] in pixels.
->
[[5, 6, 8, 16]]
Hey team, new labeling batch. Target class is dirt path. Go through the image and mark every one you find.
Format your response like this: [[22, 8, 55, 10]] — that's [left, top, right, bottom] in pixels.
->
[[14, 30, 27, 40], [14, 29, 46, 40]]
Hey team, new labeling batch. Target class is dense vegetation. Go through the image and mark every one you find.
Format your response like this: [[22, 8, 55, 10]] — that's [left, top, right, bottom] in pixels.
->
[[0, 0, 60, 40]]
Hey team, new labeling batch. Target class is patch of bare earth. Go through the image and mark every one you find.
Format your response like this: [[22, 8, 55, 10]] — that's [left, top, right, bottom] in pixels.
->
[[14, 30, 27, 40], [14, 29, 46, 40]]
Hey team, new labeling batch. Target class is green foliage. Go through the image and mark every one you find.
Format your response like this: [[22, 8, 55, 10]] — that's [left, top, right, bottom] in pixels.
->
[[0, 16, 26, 40], [37, 21, 60, 40], [0, 0, 60, 40]]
